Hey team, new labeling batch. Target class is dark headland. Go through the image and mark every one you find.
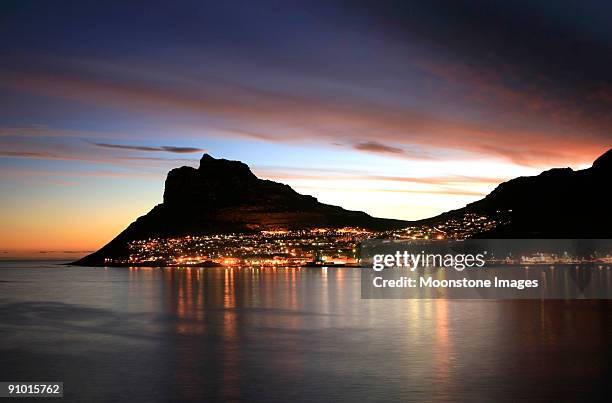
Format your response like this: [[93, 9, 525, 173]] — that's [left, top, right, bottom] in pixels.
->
[[75, 148, 612, 266], [74, 154, 408, 266]]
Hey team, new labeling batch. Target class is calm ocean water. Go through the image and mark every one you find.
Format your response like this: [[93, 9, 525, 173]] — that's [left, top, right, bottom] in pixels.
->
[[1, 261, 611, 402]]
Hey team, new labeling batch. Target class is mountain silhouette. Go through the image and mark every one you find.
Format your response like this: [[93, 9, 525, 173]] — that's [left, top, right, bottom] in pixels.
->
[[419, 147, 612, 238], [74, 154, 408, 265], [75, 148, 611, 265]]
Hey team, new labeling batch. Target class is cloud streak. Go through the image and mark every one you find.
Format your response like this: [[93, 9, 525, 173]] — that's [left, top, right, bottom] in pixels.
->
[[259, 171, 506, 186], [0, 151, 55, 158], [92, 142, 205, 153], [353, 141, 404, 155]]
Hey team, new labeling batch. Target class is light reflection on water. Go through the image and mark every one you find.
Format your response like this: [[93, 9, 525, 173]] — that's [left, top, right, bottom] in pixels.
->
[[1, 262, 611, 402]]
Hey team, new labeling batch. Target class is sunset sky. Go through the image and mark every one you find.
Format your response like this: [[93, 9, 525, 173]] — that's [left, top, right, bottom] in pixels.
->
[[1, 0, 611, 257]]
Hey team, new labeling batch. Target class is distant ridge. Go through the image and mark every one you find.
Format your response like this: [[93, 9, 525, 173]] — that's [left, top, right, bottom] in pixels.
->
[[418, 147, 612, 238], [74, 154, 409, 266]]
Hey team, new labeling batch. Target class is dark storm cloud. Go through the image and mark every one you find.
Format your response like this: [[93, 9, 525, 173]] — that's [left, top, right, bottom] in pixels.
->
[[92, 142, 204, 154]]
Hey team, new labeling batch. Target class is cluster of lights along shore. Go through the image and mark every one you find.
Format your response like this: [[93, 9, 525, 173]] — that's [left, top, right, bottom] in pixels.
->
[[104, 212, 508, 266]]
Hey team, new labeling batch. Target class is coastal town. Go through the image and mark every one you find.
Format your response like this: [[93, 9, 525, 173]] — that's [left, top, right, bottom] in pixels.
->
[[105, 212, 513, 266], [98, 209, 612, 268]]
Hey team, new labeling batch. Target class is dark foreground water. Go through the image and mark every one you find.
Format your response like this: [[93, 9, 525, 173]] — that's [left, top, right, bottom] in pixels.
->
[[1, 261, 612, 402]]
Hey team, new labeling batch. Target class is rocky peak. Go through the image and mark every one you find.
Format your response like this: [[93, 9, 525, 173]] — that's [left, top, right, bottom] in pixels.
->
[[198, 154, 257, 181], [163, 154, 258, 206]]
